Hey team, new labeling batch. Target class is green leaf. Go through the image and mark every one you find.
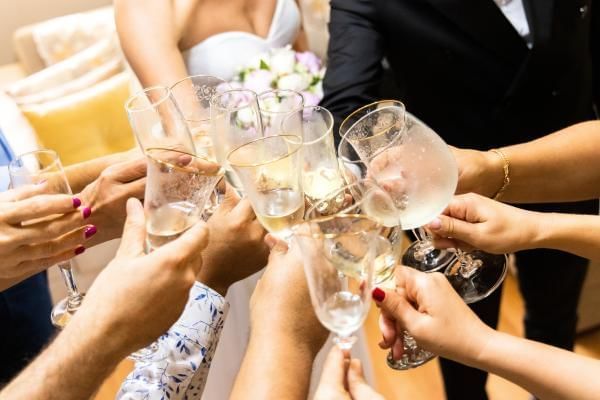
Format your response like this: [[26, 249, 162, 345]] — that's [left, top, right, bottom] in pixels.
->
[[259, 59, 270, 70]]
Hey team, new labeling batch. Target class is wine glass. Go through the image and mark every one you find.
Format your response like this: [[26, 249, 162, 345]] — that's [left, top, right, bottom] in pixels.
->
[[8, 150, 85, 328], [170, 75, 231, 161], [210, 89, 264, 192], [339, 101, 457, 272], [281, 105, 345, 206], [292, 214, 381, 350], [129, 147, 224, 361], [227, 135, 304, 240], [258, 89, 304, 137], [125, 86, 196, 154]]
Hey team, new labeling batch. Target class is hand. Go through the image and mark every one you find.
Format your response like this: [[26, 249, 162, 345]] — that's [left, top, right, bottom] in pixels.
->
[[373, 266, 493, 365], [0, 183, 93, 289], [197, 184, 269, 295], [249, 235, 329, 355], [366, 145, 409, 208], [452, 146, 504, 197], [426, 192, 540, 254], [314, 347, 385, 400], [69, 198, 210, 355], [78, 157, 146, 245]]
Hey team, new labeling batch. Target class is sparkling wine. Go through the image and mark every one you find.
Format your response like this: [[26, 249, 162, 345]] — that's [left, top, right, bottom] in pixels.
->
[[303, 167, 345, 203], [317, 291, 366, 337], [254, 188, 304, 236], [190, 128, 217, 162], [146, 201, 200, 251], [374, 251, 397, 289]]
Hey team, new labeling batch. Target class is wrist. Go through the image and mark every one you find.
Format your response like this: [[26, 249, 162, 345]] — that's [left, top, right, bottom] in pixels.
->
[[483, 150, 507, 198], [196, 272, 229, 296], [461, 324, 498, 369]]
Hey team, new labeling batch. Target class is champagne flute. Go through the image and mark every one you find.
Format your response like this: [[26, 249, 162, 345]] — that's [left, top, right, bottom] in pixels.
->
[[258, 89, 304, 137], [129, 147, 224, 361], [281, 105, 345, 206], [170, 75, 231, 161], [339, 101, 458, 271], [210, 89, 264, 192], [8, 150, 85, 328], [292, 214, 381, 350], [125, 86, 196, 154], [227, 135, 304, 240]]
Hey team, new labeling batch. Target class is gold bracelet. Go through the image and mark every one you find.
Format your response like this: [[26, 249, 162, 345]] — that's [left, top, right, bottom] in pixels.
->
[[490, 149, 510, 200]]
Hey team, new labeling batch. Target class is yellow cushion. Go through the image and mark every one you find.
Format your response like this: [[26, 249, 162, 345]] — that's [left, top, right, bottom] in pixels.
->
[[20, 71, 135, 165]]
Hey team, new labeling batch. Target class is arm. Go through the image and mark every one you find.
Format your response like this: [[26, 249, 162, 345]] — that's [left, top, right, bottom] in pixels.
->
[[456, 121, 600, 202], [65, 149, 138, 193], [373, 267, 600, 400], [428, 193, 600, 260], [320, 0, 385, 134], [115, 0, 190, 87], [117, 283, 229, 400]]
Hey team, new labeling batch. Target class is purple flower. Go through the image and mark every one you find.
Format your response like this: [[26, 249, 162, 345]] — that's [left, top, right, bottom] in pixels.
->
[[243, 69, 274, 93], [296, 51, 322, 75], [301, 91, 321, 107]]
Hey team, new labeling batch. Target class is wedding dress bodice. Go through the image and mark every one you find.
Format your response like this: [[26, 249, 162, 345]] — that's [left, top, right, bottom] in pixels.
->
[[182, 0, 300, 80]]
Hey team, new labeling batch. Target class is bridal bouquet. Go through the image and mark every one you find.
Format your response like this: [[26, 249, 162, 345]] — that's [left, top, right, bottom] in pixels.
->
[[232, 45, 325, 106]]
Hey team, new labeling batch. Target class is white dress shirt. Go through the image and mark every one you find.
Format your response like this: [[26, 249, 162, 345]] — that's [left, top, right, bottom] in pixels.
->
[[495, 0, 532, 47]]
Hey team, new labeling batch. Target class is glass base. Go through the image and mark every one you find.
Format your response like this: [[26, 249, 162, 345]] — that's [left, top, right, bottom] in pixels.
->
[[386, 331, 436, 370], [51, 293, 85, 328], [402, 240, 456, 273], [128, 341, 167, 362], [445, 251, 508, 304]]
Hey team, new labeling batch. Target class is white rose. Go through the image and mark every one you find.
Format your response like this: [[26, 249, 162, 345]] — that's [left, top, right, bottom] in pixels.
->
[[269, 46, 296, 75], [277, 73, 310, 92], [248, 52, 271, 70], [236, 107, 256, 127]]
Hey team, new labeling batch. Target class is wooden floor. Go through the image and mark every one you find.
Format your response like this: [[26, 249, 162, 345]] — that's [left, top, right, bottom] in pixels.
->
[[95, 272, 600, 399]]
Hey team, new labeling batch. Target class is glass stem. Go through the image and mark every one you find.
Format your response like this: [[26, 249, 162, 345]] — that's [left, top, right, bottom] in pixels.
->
[[411, 227, 436, 261], [58, 261, 83, 310], [454, 249, 483, 279], [334, 335, 357, 350]]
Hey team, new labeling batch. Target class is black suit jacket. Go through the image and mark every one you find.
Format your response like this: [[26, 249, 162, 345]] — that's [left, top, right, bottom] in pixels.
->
[[322, 0, 599, 150]]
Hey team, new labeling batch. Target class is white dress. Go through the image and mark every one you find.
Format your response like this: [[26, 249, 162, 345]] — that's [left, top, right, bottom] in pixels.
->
[[183, 1, 374, 398]]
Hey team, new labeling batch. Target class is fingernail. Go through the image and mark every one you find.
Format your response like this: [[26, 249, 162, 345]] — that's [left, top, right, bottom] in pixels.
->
[[372, 287, 386, 302], [264, 235, 277, 249], [82, 207, 92, 219], [84, 225, 97, 239], [429, 218, 441, 230], [74, 246, 86, 255], [72, 197, 81, 209], [36, 179, 47, 186]]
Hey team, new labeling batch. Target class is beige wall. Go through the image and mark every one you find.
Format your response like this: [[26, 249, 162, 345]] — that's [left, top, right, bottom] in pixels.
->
[[0, 0, 111, 65]]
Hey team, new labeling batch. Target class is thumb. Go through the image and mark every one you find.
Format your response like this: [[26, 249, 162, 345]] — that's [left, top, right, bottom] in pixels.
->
[[220, 182, 240, 209], [153, 220, 210, 276], [318, 347, 348, 391], [116, 198, 146, 258], [347, 359, 385, 400], [372, 286, 421, 332], [265, 234, 289, 254], [427, 214, 477, 244]]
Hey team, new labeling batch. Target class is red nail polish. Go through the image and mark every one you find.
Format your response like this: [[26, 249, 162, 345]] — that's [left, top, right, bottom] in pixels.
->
[[72, 197, 81, 208], [84, 225, 97, 239], [82, 207, 92, 219], [74, 246, 85, 255], [372, 287, 386, 302]]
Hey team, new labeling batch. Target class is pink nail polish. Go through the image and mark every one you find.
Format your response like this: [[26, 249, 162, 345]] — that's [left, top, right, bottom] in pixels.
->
[[429, 218, 442, 230], [74, 246, 85, 255], [72, 197, 81, 209], [82, 207, 92, 219], [84, 225, 97, 239]]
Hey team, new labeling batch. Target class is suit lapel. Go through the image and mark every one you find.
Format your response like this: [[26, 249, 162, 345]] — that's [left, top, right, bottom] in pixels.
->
[[523, 0, 555, 48], [422, 0, 528, 60]]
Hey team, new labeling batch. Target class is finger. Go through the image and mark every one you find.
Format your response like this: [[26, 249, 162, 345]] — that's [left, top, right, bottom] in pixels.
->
[[372, 286, 422, 331], [15, 249, 78, 278], [265, 233, 289, 254], [230, 197, 257, 222], [103, 157, 147, 183], [391, 335, 405, 361], [17, 224, 96, 262], [378, 313, 397, 348], [347, 359, 385, 400], [318, 347, 347, 389], [0, 181, 49, 202], [153, 220, 210, 275], [219, 183, 241, 210], [116, 198, 146, 258], [4, 194, 82, 224]]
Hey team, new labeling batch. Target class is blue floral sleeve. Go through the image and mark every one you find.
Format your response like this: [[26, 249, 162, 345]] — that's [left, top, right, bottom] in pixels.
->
[[117, 282, 229, 400]]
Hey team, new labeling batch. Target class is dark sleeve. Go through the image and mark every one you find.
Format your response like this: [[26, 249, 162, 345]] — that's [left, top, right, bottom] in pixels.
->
[[320, 0, 385, 139], [592, 0, 600, 113]]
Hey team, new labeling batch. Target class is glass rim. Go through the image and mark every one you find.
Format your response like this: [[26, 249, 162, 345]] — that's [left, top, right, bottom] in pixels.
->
[[171, 75, 230, 123], [292, 213, 382, 239], [209, 88, 259, 112], [226, 134, 303, 168], [145, 147, 224, 176], [282, 105, 334, 146], [339, 100, 407, 145], [125, 86, 173, 113], [8, 149, 62, 176], [304, 178, 380, 217], [258, 89, 305, 115]]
